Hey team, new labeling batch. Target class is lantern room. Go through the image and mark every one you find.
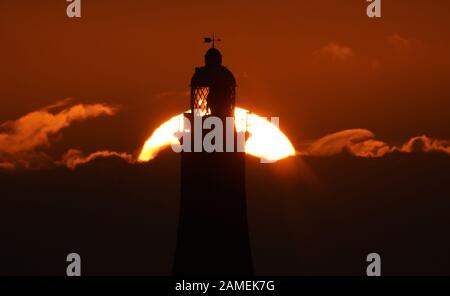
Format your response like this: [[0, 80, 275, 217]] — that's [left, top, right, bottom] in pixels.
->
[[190, 46, 236, 118]]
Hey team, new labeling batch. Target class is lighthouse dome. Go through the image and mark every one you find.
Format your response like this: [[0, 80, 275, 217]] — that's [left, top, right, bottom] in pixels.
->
[[205, 47, 223, 66], [192, 48, 235, 87]]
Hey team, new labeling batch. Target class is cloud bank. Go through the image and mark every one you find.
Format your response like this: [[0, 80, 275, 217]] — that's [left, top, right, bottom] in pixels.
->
[[303, 129, 450, 157], [0, 101, 122, 170], [61, 149, 134, 170], [1, 101, 450, 171], [0, 102, 116, 154]]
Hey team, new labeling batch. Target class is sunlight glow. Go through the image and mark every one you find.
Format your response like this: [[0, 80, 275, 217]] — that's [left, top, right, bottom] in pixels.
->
[[138, 107, 296, 162]]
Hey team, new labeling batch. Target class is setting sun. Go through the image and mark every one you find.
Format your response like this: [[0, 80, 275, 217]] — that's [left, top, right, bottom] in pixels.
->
[[138, 107, 296, 162]]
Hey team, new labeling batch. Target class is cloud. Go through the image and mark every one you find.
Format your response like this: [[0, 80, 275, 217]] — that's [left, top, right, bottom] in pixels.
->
[[401, 136, 450, 154], [40, 98, 73, 111], [0, 102, 117, 154], [304, 129, 450, 158], [388, 34, 411, 50], [0, 151, 56, 170], [154, 90, 190, 101], [304, 129, 392, 157], [0, 101, 118, 170], [61, 149, 134, 170], [0, 162, 15, 170], [315, 42, 354, 61]]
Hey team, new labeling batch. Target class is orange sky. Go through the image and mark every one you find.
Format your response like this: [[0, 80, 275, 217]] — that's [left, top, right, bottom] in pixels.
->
[[1, 0, 450, 156]]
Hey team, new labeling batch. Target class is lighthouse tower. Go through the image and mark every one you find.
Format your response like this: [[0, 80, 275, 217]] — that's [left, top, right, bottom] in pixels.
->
[[173, 38, 253, 275]]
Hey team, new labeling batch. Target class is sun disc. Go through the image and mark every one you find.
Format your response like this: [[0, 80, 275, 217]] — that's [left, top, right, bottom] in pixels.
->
[[138, 107, 296, 162]]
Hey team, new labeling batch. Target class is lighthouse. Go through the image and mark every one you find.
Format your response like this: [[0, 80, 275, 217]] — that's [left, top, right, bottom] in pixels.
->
[[173, 38, 253, 275]]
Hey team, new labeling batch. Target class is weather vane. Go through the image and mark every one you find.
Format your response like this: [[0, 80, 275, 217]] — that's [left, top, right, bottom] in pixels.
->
[[203, 33, 221, 48]]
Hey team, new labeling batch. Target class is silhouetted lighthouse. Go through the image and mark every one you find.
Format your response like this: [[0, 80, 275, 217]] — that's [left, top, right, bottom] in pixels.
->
[[173, 38, 253, 275]]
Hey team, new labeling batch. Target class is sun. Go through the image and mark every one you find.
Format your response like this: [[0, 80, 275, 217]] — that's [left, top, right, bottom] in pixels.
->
[[138, 107, 296, 162]]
